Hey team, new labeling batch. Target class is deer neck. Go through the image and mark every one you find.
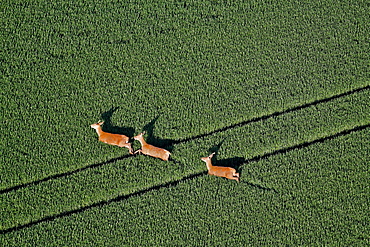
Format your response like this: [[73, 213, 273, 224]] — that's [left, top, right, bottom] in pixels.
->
[[137, 137, 147, 147], [205, 161, 213, 171], [95, 127, 103, 136]]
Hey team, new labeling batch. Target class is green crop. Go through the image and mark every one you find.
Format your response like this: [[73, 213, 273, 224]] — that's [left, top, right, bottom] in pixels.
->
[[1, 128, 368, 246], [1, 89, 369, 231], [1, 0, 369, 245]]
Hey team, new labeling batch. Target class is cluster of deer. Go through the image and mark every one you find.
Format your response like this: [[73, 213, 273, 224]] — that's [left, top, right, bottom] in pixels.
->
[[91, 121, 240, 182]]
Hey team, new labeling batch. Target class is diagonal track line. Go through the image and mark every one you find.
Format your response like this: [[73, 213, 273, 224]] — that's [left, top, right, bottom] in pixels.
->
[[241, 123, 370, 165], [0, 171, 207, 235], [1, 85, 369, 195], [172, 85, 370, 144], [0, 155, 132, 194], [1, 122, 369, 235]]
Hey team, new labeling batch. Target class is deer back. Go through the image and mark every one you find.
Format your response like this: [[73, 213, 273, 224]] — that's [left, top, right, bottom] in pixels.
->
[[209, 165, 236, 178], [99, 132, 129, 146], [142, 144, 170, 161]]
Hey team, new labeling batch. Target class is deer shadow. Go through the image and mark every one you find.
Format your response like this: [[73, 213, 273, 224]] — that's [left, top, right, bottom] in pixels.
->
[[100, 107, 135, 137], [213, 156, 245, 174], [208, 140, 245, 176], [208, 138, 227, 154], [141, 115, 175, 152]]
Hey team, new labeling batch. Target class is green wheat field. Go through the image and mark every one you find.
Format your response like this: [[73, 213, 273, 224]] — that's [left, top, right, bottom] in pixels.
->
[[1, 0, 369, 246]]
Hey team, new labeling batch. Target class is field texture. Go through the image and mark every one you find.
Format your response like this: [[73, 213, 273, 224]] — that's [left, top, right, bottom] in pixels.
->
[[1, 0, 369, 246], [1, 128, 369, 246]]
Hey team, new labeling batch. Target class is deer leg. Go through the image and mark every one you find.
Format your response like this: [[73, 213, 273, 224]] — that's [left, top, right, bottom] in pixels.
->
[[127, 146, 133, 154]]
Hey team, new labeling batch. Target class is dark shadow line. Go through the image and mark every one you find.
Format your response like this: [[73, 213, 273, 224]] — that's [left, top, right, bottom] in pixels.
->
[[2, 123, 369, 234], [0, 155, 132, 195], [1, 85, 368, 195], [243, 181, 278, 193], [238, 123, 370, 194], [172, 85, 370, 144], [242, 123, 370, 165], [0, 171, 208, 235]]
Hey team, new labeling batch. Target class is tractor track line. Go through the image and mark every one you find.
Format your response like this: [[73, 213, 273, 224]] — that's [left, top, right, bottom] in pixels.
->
[[173, 85, 369, 144], [0, 155, 132, 194], [1, 122, 368, 235], [0, 171, 207, 235], [241, 123, 370, 165], [1, 85, 368, 195]]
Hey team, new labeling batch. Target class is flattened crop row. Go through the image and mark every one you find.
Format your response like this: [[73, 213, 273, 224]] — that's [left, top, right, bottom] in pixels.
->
[[1, 88, 369, 232], [1, 127, 369, 245], [2, 86, 369, 195]]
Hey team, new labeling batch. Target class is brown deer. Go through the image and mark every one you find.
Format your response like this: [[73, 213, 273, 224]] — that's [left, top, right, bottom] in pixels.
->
[[133, 132, 171, 161], [201, 152, 239, 181], [90, 121, 133, 154]]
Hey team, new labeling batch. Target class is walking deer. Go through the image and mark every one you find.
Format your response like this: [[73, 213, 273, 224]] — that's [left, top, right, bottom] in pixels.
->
[[201, 152, 239, 181], [90, 121, 133, 154], [133, 132, 171, 161]]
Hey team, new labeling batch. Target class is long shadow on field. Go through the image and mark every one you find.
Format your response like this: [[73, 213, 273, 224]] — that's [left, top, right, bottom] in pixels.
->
[[171, 85, 370, 144], [0, 170, 208, 235], [2, 123, 370, 234], [0, 155, 133, 195], [140, 115, 175, 152], [101, 106, 135, 137], [1, 87, 369, 195], [215, 157, 245, 174], [208, 138, 227, 154]]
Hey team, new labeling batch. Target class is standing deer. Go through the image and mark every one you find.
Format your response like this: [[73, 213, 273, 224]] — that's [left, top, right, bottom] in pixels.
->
[[133, 132, 171, 161], [201, 152, 239, 182], [90, 121, 133, 154]]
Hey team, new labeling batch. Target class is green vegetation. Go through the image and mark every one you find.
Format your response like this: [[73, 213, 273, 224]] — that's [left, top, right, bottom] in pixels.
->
[[1, 0, 369, 245], [1, 0, 368, 188], [1, 128, 369, 246], [1, 89, 368, 231]]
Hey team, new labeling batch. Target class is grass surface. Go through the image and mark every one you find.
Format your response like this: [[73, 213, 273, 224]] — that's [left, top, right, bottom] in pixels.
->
[[1, 0, 369, 245], [1, 128, 369, 246], [1, 0, 369, 188], [1, 89, 369, 231]]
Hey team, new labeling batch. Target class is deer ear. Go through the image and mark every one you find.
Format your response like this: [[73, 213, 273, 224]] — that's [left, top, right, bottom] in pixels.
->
[[142, 131, 146, 135]]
